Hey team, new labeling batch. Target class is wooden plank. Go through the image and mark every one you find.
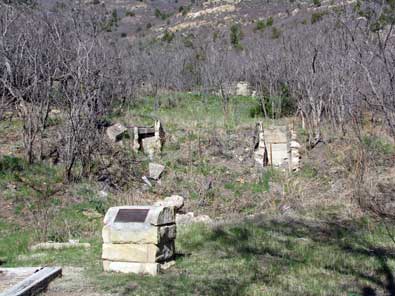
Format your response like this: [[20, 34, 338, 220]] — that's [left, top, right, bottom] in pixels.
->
[[1, 267, 62, 296], [0, 267, 42, 292]]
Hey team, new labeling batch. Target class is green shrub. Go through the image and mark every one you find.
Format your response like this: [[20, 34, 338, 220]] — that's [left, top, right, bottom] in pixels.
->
[[255, 20, 266, 31], [183, 34, 194, 47], [271, 27, 281, 39], [313, 0, 321, 6], [0, 156, 25, 173], [362, 135, 395, 156], [230, 23, 243, 49], [125, 10, 135, 17], [249, 103, 263, 118], [311, 11, 326, 24], [182, 6, 191, 16], [257, 84, 296, 119], [102, 8, 119, 32], [266, 16, 273, 26], [298, 163, 318, 178], [162, 30, 175, 43], [155, 8, 171, 20], [213, 31, 219, 41], [111, 9, 118, 26]]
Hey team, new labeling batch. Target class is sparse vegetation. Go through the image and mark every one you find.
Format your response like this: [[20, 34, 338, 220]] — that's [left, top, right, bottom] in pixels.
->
[[271, 26, 281, 39], [255, 19, 266, 31], [2, 216, 395, 295], [313, 0, 321, 7], [230, 23, 243, 49], [155, 8, 172, 20], [311, 11, 326, 24], [1, 0, 395, 294], [125, 10, 135, 17], [162, 30, 175, 43], [266, 16, 274, 26]]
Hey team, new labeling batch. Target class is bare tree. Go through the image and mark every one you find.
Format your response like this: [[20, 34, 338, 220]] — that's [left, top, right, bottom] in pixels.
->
[[200, 40, 244, 118]]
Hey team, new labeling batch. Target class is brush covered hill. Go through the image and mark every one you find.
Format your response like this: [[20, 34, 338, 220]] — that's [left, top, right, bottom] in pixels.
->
[[59, 0, 354, 44]]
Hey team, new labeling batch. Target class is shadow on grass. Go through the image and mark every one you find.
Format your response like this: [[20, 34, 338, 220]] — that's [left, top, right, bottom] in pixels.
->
[[172, 215, 395, 296], [90, 214, 395, 296], [277, 218, 394, 296]]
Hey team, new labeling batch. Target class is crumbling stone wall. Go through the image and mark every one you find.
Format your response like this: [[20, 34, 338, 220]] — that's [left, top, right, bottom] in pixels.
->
[[132, 120, 165, 159], [106, 120, 165, 159], [254, 122, 300, 171]]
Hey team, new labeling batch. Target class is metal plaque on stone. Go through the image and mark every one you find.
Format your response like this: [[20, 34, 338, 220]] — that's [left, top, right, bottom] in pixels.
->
[[114, 209, 149, 223]]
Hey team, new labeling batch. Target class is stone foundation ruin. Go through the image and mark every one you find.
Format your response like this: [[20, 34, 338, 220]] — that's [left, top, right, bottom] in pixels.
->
[[131, 120, 165, 159], [106, 120, 165, 159], [102, 205, 176, 276], [254, 122, 300, 171]]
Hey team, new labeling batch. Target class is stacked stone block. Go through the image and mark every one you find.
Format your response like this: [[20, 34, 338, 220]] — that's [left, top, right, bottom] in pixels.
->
[[290, 130, 301, 171], [102, 206, 176, 276], [254, 122, 301, 171]]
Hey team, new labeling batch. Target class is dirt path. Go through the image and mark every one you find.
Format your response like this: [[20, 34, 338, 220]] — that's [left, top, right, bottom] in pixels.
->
[[44, 267, 111, 296]]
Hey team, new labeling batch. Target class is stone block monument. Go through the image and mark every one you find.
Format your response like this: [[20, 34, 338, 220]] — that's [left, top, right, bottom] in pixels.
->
[[102, 206, 176, 275]]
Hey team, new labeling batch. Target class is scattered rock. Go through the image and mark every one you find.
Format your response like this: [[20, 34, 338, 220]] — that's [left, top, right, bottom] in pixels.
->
[[82, 209, 103, 219], [17, 252, 47, 261], [29, 242, 91, 251], [106, 123, 128, 142], [6, 183, 17, 191], [142, 176, 153, 188], [49, 109, 61, 115], [193, 215, 212, 224], [176, 212, 212, 225], [149, 163, 165, 180], [98, 190, 109, 199], [161, 260, 176, 271], [176, 212, 194, 224], [154, 195, 184, 211]]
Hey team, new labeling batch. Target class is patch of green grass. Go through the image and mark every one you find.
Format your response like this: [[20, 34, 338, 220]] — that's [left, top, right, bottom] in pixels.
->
[[0, 220, 30, 263], [0, 156, 104, 242], [224, 170, 281, 197], [261, 169, 272, 192], [297, 163, 318, 179], [0, 119, 23, 137], [362, 135, 395, 156], [254, 20, 266, 32], [123, 93, 259, 131], [311, 11, 327, 24], [2, 215, 395, 295], [271, 27, 281, 39]]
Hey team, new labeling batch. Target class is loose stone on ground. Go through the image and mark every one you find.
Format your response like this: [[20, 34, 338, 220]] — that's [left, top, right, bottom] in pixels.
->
[[149, 163, 165, 180], [106, 123, 128, 142], [154, 195, 184, 211]]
